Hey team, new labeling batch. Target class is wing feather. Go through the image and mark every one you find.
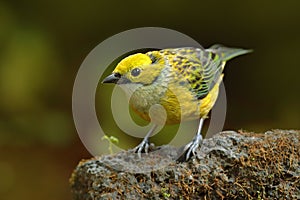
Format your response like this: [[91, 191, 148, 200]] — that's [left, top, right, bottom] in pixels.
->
[[161, 47, 224, 99], [155, 45, 251, 99]]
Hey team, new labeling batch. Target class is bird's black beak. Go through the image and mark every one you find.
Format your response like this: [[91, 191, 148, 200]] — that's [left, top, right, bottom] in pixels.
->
[[102, 73, 120, 84]]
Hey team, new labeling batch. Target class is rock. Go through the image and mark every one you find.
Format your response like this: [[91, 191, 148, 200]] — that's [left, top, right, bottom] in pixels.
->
[[70, 130, 300, 199]]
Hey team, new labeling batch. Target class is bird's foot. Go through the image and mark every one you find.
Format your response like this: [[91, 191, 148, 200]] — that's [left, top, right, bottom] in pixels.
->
[[177, 135, 202, 162], [132, 139, 153, 158]]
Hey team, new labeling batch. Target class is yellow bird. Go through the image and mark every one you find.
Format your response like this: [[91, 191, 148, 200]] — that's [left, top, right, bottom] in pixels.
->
[[102, 45, 251, 161]]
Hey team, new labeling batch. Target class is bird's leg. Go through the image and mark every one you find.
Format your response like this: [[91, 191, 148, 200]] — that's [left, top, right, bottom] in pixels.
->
[[133, 124, 158, 157], [177, 118, 204, 162]]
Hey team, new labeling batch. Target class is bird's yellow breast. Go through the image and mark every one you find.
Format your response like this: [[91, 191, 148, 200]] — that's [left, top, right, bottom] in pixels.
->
[[130, 77, 221, 125], [160, 80, 220, 124]]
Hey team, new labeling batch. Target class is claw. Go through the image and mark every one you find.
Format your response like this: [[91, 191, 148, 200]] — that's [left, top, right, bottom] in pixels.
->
[[131, 124, 158, 158], [177, 134, 202, 162], [133, 139, 150, 158], [177, 118, 204, 162]]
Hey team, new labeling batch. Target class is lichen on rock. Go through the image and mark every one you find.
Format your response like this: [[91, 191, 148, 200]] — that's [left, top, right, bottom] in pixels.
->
[[70, 130, 300, 199]]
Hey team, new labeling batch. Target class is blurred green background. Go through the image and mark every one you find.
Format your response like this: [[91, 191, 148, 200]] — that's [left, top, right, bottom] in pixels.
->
[[1, 0, 299, 199]]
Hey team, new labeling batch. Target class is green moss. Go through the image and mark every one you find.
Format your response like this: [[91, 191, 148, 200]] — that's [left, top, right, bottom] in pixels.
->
[[71, 130, 300, 199]]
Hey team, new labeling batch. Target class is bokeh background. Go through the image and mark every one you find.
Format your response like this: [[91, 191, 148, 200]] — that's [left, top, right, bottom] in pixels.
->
[[1, 1, 299, 199]]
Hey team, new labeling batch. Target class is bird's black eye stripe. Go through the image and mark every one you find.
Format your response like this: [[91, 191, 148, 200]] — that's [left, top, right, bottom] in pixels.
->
[[114, 73, 121, 78], [131, 68, 141, 77]]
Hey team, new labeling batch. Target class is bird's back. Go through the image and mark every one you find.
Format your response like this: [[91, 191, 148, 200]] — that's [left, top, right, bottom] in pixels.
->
[[140, 46, 251, 123], [147, 46, 251, 100]]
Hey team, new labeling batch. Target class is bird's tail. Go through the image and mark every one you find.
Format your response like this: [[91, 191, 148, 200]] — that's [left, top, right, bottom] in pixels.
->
[[208, 44, 253, 61]]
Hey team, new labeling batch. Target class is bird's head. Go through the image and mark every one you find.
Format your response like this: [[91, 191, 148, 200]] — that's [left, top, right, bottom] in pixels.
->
[[102, 52, 164, 85]]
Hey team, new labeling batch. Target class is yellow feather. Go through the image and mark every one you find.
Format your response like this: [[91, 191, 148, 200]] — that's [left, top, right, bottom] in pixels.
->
[[113, 53, 152, 74], [199, 74, 223, 117]]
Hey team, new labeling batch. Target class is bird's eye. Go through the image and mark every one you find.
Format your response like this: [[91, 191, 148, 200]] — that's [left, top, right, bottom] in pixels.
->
[[131, 68, 141, 77]]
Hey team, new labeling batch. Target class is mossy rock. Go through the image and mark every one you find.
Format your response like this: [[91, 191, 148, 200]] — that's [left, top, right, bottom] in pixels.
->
[[70, 130, 300, 199]]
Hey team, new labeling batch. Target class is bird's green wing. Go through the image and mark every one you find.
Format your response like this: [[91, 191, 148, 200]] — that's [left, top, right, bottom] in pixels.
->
[[160, 47, 222, 99], [162, 46, 251, 99]]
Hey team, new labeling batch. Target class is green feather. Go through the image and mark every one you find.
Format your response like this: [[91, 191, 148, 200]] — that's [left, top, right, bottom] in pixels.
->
[[158, 46, 251, 100], [208, 44, 253, 61]]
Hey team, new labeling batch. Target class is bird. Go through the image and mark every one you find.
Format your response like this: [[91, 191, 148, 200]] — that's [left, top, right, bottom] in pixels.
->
[[102, 44, 251, 161]]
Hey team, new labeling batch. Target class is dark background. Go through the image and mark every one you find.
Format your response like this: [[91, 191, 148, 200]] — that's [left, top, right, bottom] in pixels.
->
[[0, 1, 299, 199]]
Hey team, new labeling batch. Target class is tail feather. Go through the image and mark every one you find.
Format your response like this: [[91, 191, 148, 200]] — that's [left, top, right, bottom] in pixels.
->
[[208, 44, 253, 61]]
